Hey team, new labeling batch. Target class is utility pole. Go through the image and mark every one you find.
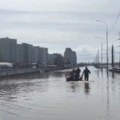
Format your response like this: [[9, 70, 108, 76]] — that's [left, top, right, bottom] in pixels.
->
[[117, 32, 120, 68], [94, 36, 103, 66], [101, 40, 103, 66], [111, 45, 114, 68], [98, 50, 100, 65], [118, 32, 120, 68], [96, 20, 109, 70]]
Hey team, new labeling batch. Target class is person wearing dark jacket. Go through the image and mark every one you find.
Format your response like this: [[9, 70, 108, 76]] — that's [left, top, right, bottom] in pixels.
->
[[69, 68, 75, 79], [75, 67, 81, 80], [83, 67, 91, 81]]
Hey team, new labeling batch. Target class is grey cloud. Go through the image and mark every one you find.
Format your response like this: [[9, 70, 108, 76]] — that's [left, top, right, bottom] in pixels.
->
[[0, 0, 120, 62], [0, 8, 115, 18]]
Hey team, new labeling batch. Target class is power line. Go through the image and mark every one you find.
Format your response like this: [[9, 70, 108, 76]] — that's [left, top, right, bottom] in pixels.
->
[[110, 11, 120, 32]]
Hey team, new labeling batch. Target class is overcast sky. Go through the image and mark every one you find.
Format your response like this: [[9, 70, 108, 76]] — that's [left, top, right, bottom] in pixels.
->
[[0, 0, 120, 63]]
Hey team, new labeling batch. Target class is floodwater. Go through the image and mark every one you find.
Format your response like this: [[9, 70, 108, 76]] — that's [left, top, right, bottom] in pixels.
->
[[0, 66, 120, 120]]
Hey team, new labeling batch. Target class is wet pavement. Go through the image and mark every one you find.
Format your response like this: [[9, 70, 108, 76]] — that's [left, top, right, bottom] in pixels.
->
[[0, 66, 120, 120]]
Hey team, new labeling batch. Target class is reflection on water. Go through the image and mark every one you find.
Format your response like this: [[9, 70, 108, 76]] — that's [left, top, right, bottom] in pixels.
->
[[84, 83, 90, 95], [49, 71, 65, 78], [0, 67, 120, 120], [0, 72, 50, 102], [0, 72, 49, 80], [101, 68, 103, 78], [67, 82, 81, 92]]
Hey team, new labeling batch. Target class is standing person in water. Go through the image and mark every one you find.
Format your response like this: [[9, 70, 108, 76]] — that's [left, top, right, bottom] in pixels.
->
[[83, 67, 91, 81]]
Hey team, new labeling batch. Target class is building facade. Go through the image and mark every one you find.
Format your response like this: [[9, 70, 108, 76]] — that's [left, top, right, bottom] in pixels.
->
[[32, 46, 40, 63], [0, 37, 17, 63], [22, 43, 33, 64], [39, 47, 48, 67], [48, 54, 56, 65], [64, 48, 77, 66], [0, 37, 49, 67], [16, 44, 24, 63]]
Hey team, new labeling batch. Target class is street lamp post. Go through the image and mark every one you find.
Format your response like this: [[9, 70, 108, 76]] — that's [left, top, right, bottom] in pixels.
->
[[96, 20, 109, 70]]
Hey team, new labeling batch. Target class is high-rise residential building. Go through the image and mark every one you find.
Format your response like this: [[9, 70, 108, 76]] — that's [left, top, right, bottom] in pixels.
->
[[16, 44, 24, 63], [64, 48, 77, 66], [0, 37, 17, 63], [22, 43, 33, 64], [48, 54, 56, 65], [39, 47, 48, 66], [48, 53, 64, 66], [32, 46, 40, 63], [0, 37, 49, 66]]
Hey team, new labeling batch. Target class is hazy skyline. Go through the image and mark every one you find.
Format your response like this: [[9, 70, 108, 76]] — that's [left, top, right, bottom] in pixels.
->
[[0, 0, 120, 62]]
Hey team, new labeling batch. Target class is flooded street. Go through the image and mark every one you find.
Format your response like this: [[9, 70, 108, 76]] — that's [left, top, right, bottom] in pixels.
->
[[0, 66, 120, 120]]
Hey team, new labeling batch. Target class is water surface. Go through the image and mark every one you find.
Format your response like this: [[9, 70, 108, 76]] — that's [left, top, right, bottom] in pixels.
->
[[0, 66, 120, 120]]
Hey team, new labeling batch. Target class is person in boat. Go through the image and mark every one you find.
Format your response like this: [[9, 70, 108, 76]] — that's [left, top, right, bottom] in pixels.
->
[[75, 67, 81, 80], [83, 67, 91, 81], [69, 68, 76, 79]]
